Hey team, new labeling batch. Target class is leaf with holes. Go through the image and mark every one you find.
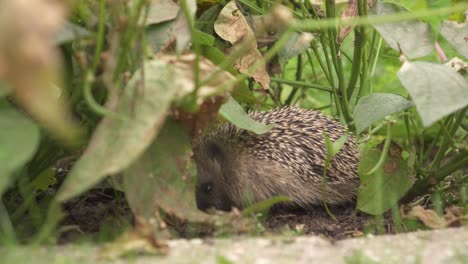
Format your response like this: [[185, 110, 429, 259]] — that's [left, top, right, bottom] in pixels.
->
[[397, 61, 468, 127], [354, 93, 413, 134], [439, 20, 468, 59], [370, 1, 435, 59], [357, 145, 413, 215]]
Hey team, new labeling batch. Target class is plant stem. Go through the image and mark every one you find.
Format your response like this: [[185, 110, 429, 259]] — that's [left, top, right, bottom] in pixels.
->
[[285, 54, 304, 105], [430, 108, 467, 170], [322, 157, 338, 222], [367, 121, 393, 175], [401, 151, 468, 203], [0, 201, 17, 245], [181, 0, 201, 95], [270, 78, 333, 92]]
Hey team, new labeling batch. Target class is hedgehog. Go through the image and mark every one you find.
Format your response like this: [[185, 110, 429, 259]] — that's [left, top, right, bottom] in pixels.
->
[[192, 106, 360, 212]]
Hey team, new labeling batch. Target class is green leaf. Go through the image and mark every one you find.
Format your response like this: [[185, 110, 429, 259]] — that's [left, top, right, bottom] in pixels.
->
[[194, 30, 215, 46], [195, 4, 222, 35], [439, 20, 468, 59], [323, 132, 348, 159], [56, 60, 179, 202], [354, 93, 413, 134], [397, 61, 468, 127], [55, 22, 90, 44], [0, 102, 40, 195], [219, 97, 275, 135], [357, 146, 413, 215], [370, 1, 435, 59], [31, 167, 56, 191], [122, 120, 201, 220], [241, 196, 291, 216]]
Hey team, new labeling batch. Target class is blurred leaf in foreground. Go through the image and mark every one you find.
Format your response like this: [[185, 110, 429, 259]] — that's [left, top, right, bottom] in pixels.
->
[[56, 60, 178, 202], [57, 54, 236, 201], [0, 101, 40, 195], [0, 0, 82, 144]]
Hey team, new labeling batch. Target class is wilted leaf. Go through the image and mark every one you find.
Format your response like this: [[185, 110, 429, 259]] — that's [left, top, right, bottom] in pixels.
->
[[0, 102, 40, 195], [357, 145, 413, 215], [159, 53, 236, 104], [370, 1, 435, 59], [445, 57, 468, 72], [338, 0, 358, 44], [57, 55, 236, 201], [408, 206, 445, 229], [354, 93, 413, 133], [0, 0, 82, 144], [145, 0, 196, 52], [55, 22, 90, 44], [214, 1, 270, 88], [146, 0, 180, 25], [439, 20, 468, 59], [278, 32, 314, 64], [397, 61, 468, 127], [219, 97, 275, 135]]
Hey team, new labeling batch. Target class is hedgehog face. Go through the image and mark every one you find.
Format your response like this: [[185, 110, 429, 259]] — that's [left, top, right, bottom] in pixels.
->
[[194, 141, 234, 212]]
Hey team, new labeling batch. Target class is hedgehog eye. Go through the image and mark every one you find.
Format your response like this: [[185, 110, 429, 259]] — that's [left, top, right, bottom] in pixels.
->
[[200, 183, 213, 194]]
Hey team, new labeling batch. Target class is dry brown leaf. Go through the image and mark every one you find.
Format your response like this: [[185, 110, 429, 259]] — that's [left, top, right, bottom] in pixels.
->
[[338, 0, 376, 44], [158, 53, 236, 102], [444, 206, 464, 227], [338, 0, 359, 44], [408, 205, 445, 229], [214, 1, 270, 88], [0, 0, 81, 144]]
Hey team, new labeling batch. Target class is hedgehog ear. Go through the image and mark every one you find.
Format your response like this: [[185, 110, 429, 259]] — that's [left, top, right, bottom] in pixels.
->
[[206, 142, 224, 163]]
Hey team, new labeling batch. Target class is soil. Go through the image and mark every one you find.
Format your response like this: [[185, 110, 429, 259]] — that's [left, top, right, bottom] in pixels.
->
[[55, 159, 393, 243], [58, 187, 133, 243], [266, 204, 393, 240], [58, 187, 393, 242]]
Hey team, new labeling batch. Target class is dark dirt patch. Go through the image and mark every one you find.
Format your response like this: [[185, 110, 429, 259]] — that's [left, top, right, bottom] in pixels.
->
[[58, 187, 133, 243], [58, 189, 393, 242], [265, 204, 394, 240]]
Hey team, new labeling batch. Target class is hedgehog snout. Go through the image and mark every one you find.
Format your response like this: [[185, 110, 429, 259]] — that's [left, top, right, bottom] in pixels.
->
[[195, 181, 234, 212]]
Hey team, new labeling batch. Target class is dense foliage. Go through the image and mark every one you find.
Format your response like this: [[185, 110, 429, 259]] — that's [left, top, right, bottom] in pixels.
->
[[0, 0, 467, 245]]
